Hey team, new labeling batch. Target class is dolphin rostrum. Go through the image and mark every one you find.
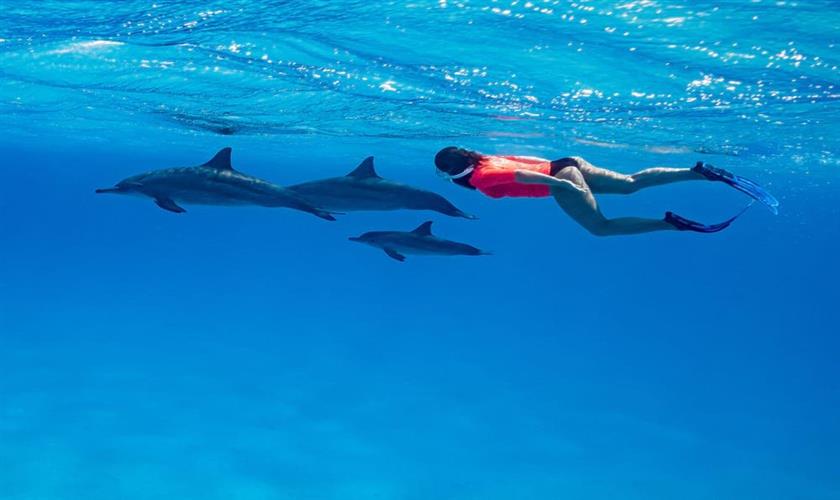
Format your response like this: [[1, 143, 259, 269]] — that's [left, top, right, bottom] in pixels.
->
[[96, 148, 335, 220], [288, 157, 476, 219], [349, 221, 490, 262]]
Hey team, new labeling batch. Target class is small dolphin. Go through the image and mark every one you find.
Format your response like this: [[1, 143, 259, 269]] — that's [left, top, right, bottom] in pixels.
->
[[288, 157, 476, 219], [96, 148, 335, 220], [349, 221, 490, 262]]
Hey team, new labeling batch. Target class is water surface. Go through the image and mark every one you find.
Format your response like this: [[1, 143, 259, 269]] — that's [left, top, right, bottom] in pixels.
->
[[1, 1, 838, 499]]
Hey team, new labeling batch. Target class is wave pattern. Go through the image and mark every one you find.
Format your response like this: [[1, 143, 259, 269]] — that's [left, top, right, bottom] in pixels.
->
[[0, 0, 837, 163]]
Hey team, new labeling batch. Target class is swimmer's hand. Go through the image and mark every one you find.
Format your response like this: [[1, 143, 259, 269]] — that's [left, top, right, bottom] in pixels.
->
[[514, 170, 586, 193]]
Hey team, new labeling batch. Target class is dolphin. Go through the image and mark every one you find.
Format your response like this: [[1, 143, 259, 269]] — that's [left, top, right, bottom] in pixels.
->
[[287, 157, 476, 219], [95, 148, 335, 220], [349, 221, 490, 262]]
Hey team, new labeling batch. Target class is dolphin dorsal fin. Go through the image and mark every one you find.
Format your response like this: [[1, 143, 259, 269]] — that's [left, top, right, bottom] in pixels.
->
[[202, 147, 233, 170], [346, 157, 379, 178], [411, 221, 434, 236]]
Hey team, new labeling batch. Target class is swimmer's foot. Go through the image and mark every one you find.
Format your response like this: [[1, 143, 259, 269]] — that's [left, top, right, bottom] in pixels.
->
[[664, 210, 743, 233], [692, 161, 779, 214]]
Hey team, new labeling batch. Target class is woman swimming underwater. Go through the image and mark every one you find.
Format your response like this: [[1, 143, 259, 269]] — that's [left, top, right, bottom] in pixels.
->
[[434, 147, 778, 236]]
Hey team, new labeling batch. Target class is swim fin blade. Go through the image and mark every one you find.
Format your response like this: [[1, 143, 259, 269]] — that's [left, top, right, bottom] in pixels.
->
[[665, 202, 753, 233], [693, 162, 779, 214]]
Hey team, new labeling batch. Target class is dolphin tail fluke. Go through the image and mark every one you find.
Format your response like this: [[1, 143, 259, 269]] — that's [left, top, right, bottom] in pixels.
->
[[304, 206, 341, 221], [437, 203, 478, 220], [313, 210, 337, 221], [282, 197, 339, 221]]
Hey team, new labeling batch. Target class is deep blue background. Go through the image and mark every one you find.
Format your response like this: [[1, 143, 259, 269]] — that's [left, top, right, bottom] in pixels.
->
[[1, 1, 839, 498]]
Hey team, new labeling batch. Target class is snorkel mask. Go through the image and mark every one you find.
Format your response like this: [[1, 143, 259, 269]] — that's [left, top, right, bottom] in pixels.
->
[[435, 146, 479, 184], [436, 165, 475, 182]]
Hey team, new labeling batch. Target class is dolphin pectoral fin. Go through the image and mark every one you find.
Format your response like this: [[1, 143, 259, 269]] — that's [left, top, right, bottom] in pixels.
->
[[384, 248, 406, 262], [154, 197, 186, 213]]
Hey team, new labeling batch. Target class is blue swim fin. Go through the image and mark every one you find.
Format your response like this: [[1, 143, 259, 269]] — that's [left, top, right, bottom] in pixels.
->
[[693, 162, 779, 214], [665, 202, 753, 233]]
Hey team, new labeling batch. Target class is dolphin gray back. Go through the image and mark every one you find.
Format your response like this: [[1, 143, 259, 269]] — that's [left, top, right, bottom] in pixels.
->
[[288, 157, 475, 218]]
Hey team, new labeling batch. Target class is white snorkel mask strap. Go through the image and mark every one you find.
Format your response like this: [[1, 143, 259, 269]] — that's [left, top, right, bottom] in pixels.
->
[[438, 166, 474, 181]]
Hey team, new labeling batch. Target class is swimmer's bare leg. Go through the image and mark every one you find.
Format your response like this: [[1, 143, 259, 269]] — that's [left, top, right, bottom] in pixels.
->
[[514, 169, 585, 192], [552, 166, 675, 236], [570, 157, 704, 195]]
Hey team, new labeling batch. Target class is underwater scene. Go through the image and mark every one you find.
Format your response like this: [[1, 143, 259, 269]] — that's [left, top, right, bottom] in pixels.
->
[[1, 1, 838, 498]]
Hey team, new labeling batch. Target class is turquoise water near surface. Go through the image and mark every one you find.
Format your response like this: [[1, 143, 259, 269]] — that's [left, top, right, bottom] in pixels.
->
[[1, 1, 839, 499]]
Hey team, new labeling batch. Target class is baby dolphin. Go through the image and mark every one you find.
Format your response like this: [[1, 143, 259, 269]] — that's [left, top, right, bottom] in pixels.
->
[[96, 148, 335, 220], [349, 221, 490, 262], [288, 157, 476, 219]]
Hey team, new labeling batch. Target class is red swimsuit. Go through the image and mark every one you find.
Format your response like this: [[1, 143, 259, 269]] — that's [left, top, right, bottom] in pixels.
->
[[468, 155, 554, 198]]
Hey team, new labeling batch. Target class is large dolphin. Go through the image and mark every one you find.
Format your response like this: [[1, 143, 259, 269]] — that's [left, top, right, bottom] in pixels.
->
[[349, 221, 490, 262], [288, 157, 476, 219], [96, 148, 335, 220]]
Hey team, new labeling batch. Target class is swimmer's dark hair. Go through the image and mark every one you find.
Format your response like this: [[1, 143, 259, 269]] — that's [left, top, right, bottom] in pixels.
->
[[434, 146, 481, 189]]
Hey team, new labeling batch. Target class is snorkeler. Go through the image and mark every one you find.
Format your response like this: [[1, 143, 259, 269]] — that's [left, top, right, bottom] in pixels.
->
[[434, 147, 778, 236]]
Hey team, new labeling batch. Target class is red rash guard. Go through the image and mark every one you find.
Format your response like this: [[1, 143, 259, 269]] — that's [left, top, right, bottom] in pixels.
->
[[468, 155, 553, 198]]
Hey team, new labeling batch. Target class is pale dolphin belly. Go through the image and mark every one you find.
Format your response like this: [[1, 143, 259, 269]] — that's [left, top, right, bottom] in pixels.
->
[[168, 188, 256, 205], [289, 183, 406, 211], [387, 238, 469, 256], [150, 176, 289, 206]]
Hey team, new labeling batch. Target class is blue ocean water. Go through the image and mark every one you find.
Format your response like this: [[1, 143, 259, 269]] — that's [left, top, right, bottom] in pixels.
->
[[1, 1, 839, 498]]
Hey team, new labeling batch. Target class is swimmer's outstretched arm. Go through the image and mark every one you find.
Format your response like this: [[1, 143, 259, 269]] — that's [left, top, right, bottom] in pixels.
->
[[514, 170, 585, 192]]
